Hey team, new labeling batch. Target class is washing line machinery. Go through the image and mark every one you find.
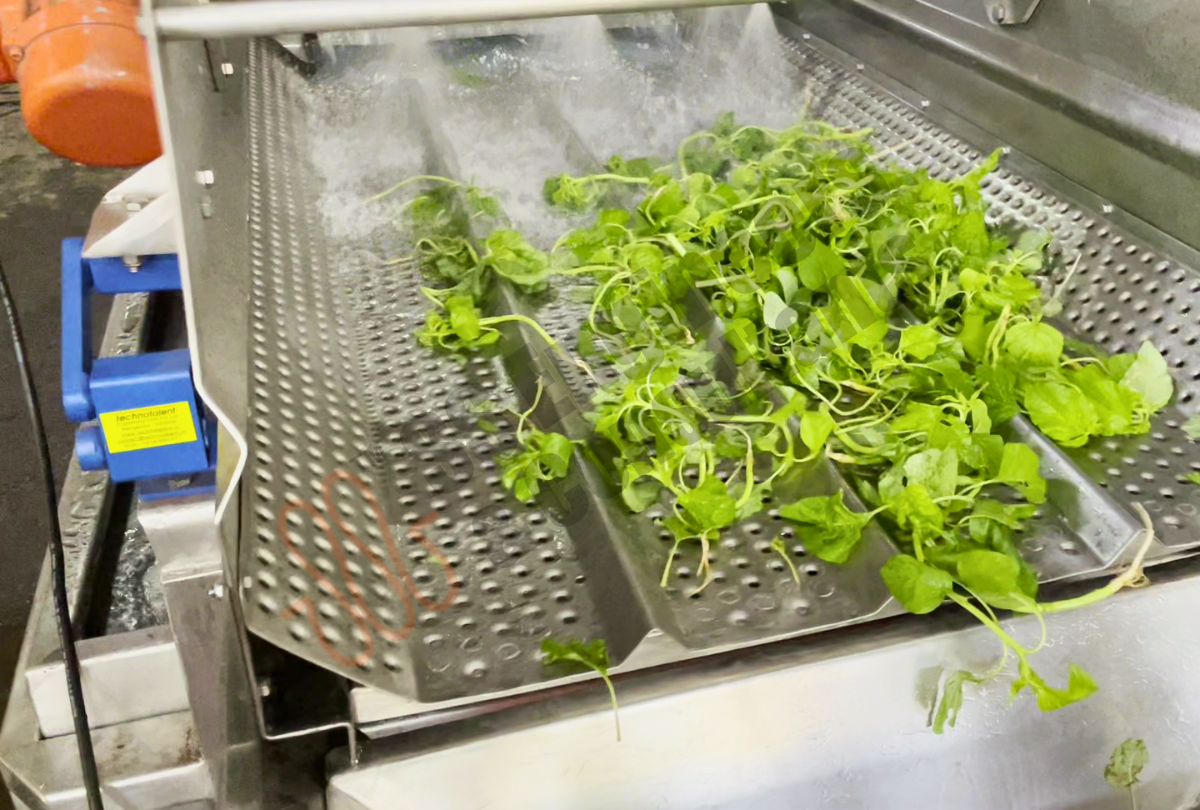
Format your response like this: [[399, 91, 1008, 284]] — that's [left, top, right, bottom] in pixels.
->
[[4, 0, 1200, 807]]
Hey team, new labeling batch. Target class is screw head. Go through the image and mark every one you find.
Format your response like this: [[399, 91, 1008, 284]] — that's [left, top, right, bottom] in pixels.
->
[[920, 99, 930, 109], [1102, 203, 1114, 215], [220, 62, 235, 76], [208, 582, 225, 599], [990, 4, 1007, 22]]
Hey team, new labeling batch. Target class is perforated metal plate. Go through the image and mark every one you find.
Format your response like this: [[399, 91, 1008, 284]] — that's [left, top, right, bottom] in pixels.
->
[[241, 45, 604, 704], [236, 19, 1200, 714]]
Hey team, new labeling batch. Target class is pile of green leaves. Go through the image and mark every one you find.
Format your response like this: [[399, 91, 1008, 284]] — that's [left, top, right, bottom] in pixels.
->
[[379, 113, 1174, 726]]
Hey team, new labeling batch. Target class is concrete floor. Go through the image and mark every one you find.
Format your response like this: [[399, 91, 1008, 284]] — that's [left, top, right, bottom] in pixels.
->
[[0, 95, 129, 810]]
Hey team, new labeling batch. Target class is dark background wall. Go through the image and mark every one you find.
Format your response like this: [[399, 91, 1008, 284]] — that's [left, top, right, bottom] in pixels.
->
[[0, 92, 128, 810]]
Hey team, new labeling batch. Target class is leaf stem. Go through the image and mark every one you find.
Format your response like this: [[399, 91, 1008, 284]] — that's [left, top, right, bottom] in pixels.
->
[[1036, 503, 1155, 614], [370, 174, 460, 203]]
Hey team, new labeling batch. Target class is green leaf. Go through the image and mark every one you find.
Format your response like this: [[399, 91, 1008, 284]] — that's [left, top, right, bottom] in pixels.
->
[[969, 399, 992, 434], [1072, 364, 1142, 436], [800, 406, 836, 455], [903, 448, 959, 500], [486, 229, 551, 288], [541, 635, 610, 672], [779, 490, 870, 564], [541, 637, 620, 740], [446, 295, 482, 341], [881, 554, 954, 614], [955, 550, 1036, 610], [888, 484, 945, 542], [1107, 352, 1138, 380], [539, 433, 574, 477], [725, 317, 759, 364], [1002, 321, 1064, 367], [1120, 341, 1173, 412], [796, 240, 846, 291], [1183, 415, 1200, 441], [1105, 738, 1149, 791], [996, 442, 1046, 504], [1023, 381, 1099, 447], [900, 323, 941, 361], [823, 275, 891, 349], [498, 428, 576, 501], [959, 309, 995, 362], [1185, 472, 1200, 486], [932, 669, 982, 734], [967, 499, 1036, 538], [762, 291, 797, 330], [775, 267, 799, 303], [1012, 661, 1098, 712], [977, 364, 1019, 424], [677, 476, 738, 533]]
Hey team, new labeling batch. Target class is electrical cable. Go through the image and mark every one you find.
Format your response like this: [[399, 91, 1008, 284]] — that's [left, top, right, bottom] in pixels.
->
[[0, 258, 104, 809]]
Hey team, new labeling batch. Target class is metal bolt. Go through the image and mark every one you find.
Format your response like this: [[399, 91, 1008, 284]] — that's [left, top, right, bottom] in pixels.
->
[[1001, 146, 1012, 156], [208, 582, 225, 600], [220, 62, 235, 76], [855, 63, 864, 71], [243, 575, 254, 590], [125, 201, 142, 213], [920, 99, 930, 109], [1102, 203, 1114, 215], [122, 255, 143, 272], [199, 196, 214, 219], [259, 680, 272, 698], [195, 169, 215, 187], [802, 33, 811, 40], [990, 4, 1006, 22]]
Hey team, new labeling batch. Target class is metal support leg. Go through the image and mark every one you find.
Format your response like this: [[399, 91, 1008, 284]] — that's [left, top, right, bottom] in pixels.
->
[[139, 493, 262, 809]]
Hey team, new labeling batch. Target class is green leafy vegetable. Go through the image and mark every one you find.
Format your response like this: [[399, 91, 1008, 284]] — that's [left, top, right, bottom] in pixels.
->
[[1011, 661, 1098, 711], [780, 491, 872, 564], [499, 381, 577, 501], [1120, 342, 1173, 412], [541, 638, 620, 740], [881, 554, 953, 614], [1105, 738, 1149, 803], [932, 668, 984, 734], [1183, 415, 1200, 441], [1002, 321, 1063, 366], [380, 111, 1175, 733], [996, 442, 1047, 504]]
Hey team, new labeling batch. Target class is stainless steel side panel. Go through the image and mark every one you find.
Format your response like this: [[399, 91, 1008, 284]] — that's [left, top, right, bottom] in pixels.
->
[[330, 571, 1200, 810]]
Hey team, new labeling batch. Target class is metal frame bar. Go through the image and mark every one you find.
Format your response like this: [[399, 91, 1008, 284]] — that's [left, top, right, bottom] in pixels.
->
[[150, 0, 759, 39], [25, 626, 188, 739]]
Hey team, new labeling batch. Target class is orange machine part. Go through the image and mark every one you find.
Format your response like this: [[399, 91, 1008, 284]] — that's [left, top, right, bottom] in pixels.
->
[[0, 0, 161, 166]]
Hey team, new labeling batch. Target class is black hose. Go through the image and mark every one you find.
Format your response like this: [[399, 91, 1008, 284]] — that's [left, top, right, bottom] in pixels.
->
[[0, 258, 104, 809]]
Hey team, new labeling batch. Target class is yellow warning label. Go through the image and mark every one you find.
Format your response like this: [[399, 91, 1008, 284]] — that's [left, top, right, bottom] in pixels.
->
[[99, 401, 197, 454]]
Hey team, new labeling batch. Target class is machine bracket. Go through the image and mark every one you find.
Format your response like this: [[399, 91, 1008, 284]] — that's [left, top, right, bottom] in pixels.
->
[[986, 0, 1043, 25], [61, 237, 214, 483]]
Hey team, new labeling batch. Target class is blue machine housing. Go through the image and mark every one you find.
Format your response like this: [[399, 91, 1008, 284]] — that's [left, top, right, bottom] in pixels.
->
[[61, 237, 214, 483]]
